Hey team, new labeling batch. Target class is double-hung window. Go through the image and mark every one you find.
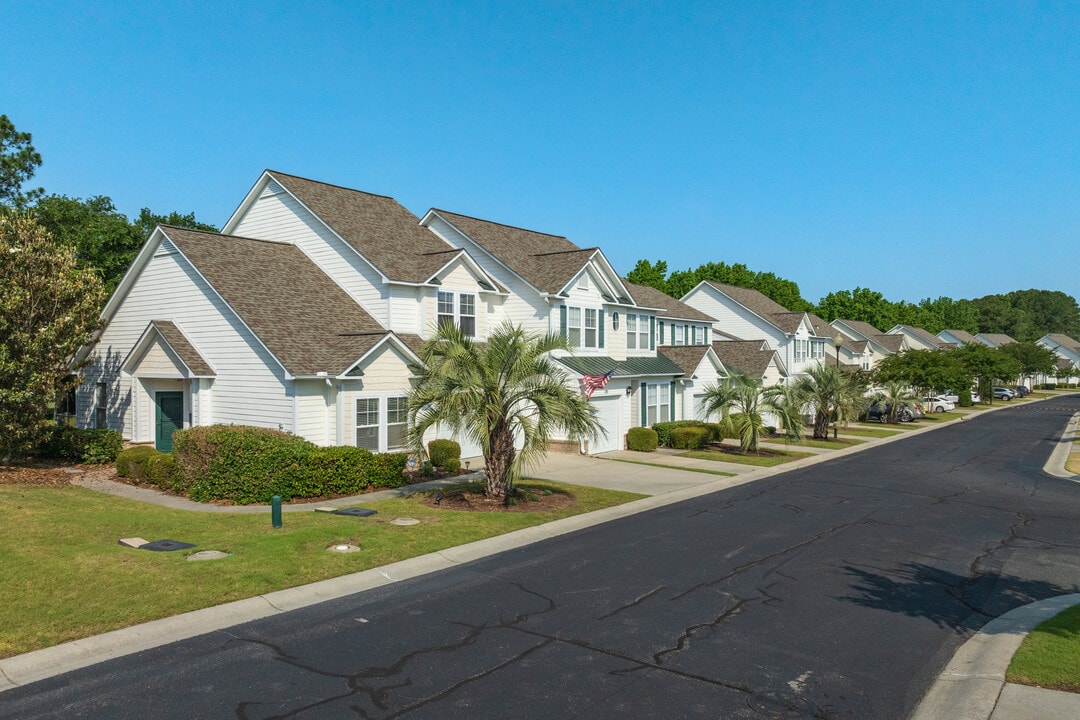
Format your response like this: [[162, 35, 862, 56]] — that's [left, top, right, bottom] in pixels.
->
[[645, 383, 671, 426], [673, 324, 685, 346], [386, 397, 408, 450], [95, 382, 107, 429], [627, 314, 650, 350], [437, 291, 477, 338], [693, 326, 705, 345], [626, 314, 638, 349], [567, 307, 582, 347], [584, 308, 598, 348], [356, 398, 379, 451], [812, 339, 825, 359]]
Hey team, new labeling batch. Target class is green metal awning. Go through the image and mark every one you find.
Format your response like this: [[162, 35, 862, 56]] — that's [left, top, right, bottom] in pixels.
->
[[555, 355, 684, 378]]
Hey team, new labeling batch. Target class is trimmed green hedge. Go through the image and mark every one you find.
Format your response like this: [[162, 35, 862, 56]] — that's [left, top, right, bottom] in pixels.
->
[[169, 425, 408, 504], [627, 427, 658, 452], [39, 427, 123, 464], [669, 426, 709, 450], [651, 420, 724, 447], [428, 439, 461, 468], [116, 446, 183, 491]]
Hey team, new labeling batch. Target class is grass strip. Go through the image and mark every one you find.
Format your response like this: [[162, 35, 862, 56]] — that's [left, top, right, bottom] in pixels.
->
[[834, 427, 903, 439], [601, 457, 736, 477], [680, 448, 815, 467], [1066, 453, 1080, 475], [773, 437, 866, 450], [0, 480, 642, 658], [1007, 604, 1080, 692]]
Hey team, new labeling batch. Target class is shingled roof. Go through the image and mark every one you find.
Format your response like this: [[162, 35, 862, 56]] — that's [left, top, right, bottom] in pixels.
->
[[834, 319, 885, 340], [976, 333, 1017, 347], [710, 340, 781, 378], [623, 281, 716, 322], [162, 225, 406, 377], [149, 320, 215, 376], [432, 210, 604, 295], [1044, 334, 1080, 353], [657, 345, 713, 376], [874, 334, 905, 353], [268, 171, 463, 284], [940, 329, 979, 345], [703, 282, 812, 335], [894, 325, 945, 348]]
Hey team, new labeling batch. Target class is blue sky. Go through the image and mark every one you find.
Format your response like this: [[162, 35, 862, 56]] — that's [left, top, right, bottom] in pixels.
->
[[4, 1, 1078, 306]]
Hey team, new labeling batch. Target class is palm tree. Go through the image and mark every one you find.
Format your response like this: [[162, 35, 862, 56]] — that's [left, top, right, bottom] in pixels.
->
[[408, 321, 603, 500], [793, 363, 869, 439], [700, 373, 805, 452], [876, 381, 918, 424]]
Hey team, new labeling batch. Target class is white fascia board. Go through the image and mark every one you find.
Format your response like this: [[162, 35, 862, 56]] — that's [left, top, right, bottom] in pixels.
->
[[421, 209, 547, 298], [221, 170, 273, 234], [118, 321, 217, 379], [339, 333, 423, 379], [100, 227, 169, 324], [587, 249, 632, 298], [830, 320, 870, 343], [420, 250, 509, 296], [771, 353, 790, 377], [161, 228, 295, 381]]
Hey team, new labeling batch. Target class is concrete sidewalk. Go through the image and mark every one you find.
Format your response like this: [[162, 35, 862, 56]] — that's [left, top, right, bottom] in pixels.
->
[[7, 396, 1080, 720]]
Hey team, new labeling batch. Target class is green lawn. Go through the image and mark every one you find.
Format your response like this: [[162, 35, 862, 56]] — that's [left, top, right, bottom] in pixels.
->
[[1007, 604, 1080, 692], [773, 436, 866, 450], [680, 447, 815, 467], [0, 480, 642, 658], [914, 411, 964, 423], [602, 457, 736, 477], [835, 426, 903, 439], [1066, 453, 1080, 475]]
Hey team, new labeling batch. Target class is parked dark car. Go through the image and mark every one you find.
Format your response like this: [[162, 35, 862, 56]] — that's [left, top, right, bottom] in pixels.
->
[[993, 386, 1015, 400], [868, 401, 914, 423], [1015, 386, 1030, 396]]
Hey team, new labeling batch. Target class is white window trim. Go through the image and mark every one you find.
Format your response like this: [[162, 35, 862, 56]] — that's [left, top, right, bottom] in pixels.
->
[[355, 393, 411, 452], [437, 289, 478, 338]]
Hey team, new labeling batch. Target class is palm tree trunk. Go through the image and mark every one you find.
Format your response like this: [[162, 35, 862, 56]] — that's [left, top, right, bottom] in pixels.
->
[[813, 410, 830, 439], [485, 424, 516, 498]]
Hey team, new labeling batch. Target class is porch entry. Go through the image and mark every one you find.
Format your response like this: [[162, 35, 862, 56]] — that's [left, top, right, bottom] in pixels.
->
[[155, 391, 184, 452]]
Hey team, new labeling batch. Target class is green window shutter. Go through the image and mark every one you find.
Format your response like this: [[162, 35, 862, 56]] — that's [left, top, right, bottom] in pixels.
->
[[639, 382, 647, 426], [659, 322, 665, 345], [650, 317, 656, 350], [669, 382, 676, 421], [598, 310, 605, 348], [559, 305, 567, 339]]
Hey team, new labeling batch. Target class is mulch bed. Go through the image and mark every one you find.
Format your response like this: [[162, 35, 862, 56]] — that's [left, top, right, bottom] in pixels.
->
[[418, 487, 572, 512], [0, 463, 83, 486]]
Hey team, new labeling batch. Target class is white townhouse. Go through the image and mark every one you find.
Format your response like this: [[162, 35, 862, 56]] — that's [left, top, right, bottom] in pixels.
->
[[937, 329, 979, 347], [78, 170, 717, 455], [830, 319, 908, 372], [887, 325, 945, 352], [680, 281, 830, 379], [1036, 334, 1080, 384]]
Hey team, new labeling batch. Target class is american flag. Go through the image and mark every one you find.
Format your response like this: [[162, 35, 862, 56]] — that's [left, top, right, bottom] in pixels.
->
[[581, 369, 614, 398]]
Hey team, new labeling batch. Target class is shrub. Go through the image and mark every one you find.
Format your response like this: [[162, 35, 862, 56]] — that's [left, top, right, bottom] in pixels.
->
[[443, 457, 461, 473], [1043, 383, 1057, 390], [704, 423, 724, 443], [116, 446, 159, 478], [428, 439, 461, 467], [669, 426, 709, 450], [957, 388, 973, 407], [627, 427, 658, 452], [39, 427, 123, 464], [764, 426, 777, 436], [651, 420, 708, 448], [420, 460, 435, 476]]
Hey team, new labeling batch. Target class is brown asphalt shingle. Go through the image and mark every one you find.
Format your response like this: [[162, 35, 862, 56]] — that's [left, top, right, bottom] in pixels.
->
[[874, 334, 905, 353], [163, 225, 391, 376], [1044, 334, 1080, 353], [150, 320, 214, 376], [834, 319, 885, 340], [711, 340, 780, 378], [657, 345, 712, 375], [702, 282, 810, 335], [940, 329, 979, 345], [623, 281, 717, 322], [269, 171, 463, 284], [977, 333, 1017, 346], [432, 210, 601, 294]]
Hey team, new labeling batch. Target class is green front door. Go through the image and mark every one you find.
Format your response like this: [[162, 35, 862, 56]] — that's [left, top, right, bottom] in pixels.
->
[[155, 392, 184, 452]]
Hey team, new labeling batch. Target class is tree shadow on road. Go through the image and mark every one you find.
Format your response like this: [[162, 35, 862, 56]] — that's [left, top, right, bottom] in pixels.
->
[[835, 561, 1079, 633]]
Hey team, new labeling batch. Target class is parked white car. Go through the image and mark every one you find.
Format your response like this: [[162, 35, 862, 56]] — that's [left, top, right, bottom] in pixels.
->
[[924, 396, 955, 413]]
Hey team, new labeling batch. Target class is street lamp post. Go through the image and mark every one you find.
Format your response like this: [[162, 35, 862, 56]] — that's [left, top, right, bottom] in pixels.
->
[[833, 333, 844, 368]]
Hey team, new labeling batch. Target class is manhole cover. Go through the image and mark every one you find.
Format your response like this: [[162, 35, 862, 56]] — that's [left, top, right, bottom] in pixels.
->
[[333, 508, 377, 517], [747, 690, 818, 718], [140, 540, 196, 552], [187, 550, 229, 561], [391, 517, 420, 526]]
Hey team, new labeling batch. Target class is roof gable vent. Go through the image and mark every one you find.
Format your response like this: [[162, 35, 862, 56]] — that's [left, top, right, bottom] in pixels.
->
[[261, 179, 286, 197]]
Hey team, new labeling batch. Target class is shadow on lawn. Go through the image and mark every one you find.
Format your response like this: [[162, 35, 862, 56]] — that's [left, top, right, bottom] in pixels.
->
[[836, 561, 1080, 634]]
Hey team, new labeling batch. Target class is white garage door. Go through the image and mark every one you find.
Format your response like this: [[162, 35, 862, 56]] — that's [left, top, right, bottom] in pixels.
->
[[589, 395, 622, 454]]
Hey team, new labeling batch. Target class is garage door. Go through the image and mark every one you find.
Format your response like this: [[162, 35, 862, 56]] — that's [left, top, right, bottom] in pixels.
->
[[589, 395, 622, 454]]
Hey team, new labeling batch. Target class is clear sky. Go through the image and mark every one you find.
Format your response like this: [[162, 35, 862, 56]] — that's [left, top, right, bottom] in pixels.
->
[[4, 1, 1078, 306]]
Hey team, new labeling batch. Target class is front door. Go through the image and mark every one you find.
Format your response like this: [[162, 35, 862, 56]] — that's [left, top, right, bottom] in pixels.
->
[[155, 391, 184, 452]]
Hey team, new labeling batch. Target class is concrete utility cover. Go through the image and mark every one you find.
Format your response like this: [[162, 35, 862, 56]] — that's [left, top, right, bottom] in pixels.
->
[[118, 537, 150, 548], [327, 544, 360, 553], [187, 551, 229, 561], [140, 540, 196, 552], [391, 517, 420, 526], [332, 508, 377, 517]]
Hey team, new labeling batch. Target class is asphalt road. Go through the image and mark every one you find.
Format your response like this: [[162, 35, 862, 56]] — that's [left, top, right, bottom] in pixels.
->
[[4, 399, 1080, 720]]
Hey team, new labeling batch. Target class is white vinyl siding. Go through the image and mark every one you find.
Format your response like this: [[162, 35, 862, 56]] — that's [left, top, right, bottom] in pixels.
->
[[82, 245, 291, 441], [681, 286, 787, 351]]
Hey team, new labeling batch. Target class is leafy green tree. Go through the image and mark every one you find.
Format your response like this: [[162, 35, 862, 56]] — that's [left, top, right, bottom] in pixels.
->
[[408, 321, 602, 500], [624, 259, 669, 295], [872, 348, 969, 400], [0, 211, 106, 463], [953, 343, 1022, 402], [699, 373, 806, 451], [33, 195, 217, 296], [918, 296, 979, 334], [999, 341, 1058, 387], [0, 115, 43, 208], [815, 287, 897, 330], [792, 363, 869, 438]]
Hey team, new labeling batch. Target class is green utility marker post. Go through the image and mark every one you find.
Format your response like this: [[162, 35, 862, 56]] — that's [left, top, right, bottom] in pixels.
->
[[271, 495, 282, 528]]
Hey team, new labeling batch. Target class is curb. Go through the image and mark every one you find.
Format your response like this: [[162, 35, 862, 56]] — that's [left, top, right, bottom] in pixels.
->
[[909, 594, 1080, 720]]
